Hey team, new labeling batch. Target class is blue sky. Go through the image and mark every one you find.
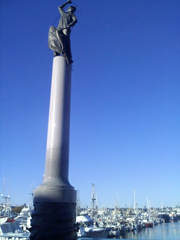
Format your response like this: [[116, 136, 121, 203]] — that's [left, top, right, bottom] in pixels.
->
[[0, 0, 179, 208]]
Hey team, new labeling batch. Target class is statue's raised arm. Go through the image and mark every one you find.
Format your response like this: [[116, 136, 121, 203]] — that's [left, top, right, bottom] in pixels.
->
[[58, 0, 72, 13], [48, 0, 78, 65]]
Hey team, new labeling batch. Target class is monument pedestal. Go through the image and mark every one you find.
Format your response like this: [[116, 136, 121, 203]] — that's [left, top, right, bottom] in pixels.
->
[[30, 202, 76, 240], [30, 56, 77, 240]]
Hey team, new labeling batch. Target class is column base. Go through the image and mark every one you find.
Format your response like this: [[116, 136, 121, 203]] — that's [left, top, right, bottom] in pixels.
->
[[30, 202, 77, 240], [33, 183, 77, 203]]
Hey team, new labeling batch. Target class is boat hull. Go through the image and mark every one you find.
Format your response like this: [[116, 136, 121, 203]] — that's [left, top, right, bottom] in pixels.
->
[[85, 227, 110, 238], [169, 216, 178, 222], [145, 222, 153, 228]]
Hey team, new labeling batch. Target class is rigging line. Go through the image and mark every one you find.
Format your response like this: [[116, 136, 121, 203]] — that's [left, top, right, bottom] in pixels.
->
[[75, 9, 82, 15], [71, 1, 79, 7], [49, 48, 54, 57], [25, 197, 33, 204], [52, 14, 60, 26]]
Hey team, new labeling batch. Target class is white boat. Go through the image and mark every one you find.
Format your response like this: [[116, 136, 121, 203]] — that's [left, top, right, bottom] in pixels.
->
[[0, 222, 30, 239], [0, 215, 8, 224], [77, 226, 87, 238], [14, 205, 33, 231], [0, 205, 11, 224], [108, 226, 120, 237], [0, 203, 12, 224], [76, 215, 111, 238]]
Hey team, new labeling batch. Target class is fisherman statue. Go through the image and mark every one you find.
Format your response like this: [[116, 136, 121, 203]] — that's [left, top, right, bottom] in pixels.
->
[[48, 0, 77, 65]]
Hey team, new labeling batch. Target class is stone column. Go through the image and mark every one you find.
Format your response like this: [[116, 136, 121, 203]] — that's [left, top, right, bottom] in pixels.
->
[[30, 56, 77, 240]]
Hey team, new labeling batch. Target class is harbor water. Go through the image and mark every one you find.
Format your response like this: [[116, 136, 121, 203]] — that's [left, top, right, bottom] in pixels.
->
[[110, 221, 180, 239]]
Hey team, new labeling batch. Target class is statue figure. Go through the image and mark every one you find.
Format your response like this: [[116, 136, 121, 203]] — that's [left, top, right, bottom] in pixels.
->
[[48, 0, 78, 64]]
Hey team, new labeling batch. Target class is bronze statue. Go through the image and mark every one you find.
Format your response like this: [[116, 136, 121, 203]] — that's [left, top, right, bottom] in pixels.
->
[[48, 0, 78, 64]]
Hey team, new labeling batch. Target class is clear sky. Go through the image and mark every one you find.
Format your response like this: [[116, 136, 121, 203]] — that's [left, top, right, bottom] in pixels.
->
[[0, 0, 179, 208]]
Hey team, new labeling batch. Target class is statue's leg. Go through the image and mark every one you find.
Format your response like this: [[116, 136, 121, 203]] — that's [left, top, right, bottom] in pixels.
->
[[63, 36, 73, 64], [67, 38, 72, 60]]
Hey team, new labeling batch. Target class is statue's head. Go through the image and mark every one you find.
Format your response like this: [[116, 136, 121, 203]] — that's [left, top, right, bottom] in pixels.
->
[[67, 6, 76, 14]]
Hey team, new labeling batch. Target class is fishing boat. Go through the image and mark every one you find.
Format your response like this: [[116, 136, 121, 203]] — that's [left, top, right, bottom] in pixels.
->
[[144, 222, 153, 228], [108, 226, 120, 237], [76, 215, 111, 238], [169, 214, 179, 222], [142, 218, 153, 228]]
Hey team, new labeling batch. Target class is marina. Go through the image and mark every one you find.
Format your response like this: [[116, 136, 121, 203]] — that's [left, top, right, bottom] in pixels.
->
[[0, 184, 180, 239], [75, 206, 180, 239], [79, 222, 180, 240], [1, 195, 180, 240], [0, 221, 180, 240]]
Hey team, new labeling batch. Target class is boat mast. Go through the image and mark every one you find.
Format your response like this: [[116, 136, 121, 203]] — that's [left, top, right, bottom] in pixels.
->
[[76, 190, 81, 216], [134, 189, 135, 211], [1, 177, 6, 207], [8, 178, 11, 207], [91, 183, 96, 219]]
